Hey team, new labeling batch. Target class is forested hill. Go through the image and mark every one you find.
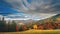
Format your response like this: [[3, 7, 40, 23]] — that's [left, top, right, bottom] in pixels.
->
[[37, 14, 60, 23]]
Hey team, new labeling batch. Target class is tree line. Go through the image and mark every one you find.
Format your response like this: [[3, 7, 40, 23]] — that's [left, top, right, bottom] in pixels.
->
[[0, 16, 60, 32]]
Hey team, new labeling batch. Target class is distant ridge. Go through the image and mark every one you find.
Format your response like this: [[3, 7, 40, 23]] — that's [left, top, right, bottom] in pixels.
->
[[37, 14, 60, 23]]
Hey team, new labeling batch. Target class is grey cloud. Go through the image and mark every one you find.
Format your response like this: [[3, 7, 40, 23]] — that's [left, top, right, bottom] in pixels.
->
[[27, 0, 60, 14], [5, 0, 60, 17], [5, 0, 60, 14]]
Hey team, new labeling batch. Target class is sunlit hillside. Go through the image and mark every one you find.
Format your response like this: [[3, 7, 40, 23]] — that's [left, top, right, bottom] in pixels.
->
[[37, 14, 60, 23]]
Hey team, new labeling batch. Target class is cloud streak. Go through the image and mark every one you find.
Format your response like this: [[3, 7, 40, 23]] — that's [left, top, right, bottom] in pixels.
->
[[5, 0, 60, 14], [0, 0, 60, 20], [4, 13, 56, 20]]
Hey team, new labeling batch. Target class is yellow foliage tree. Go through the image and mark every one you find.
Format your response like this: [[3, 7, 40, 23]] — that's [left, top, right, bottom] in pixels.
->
[[33, 24, 38, 29]]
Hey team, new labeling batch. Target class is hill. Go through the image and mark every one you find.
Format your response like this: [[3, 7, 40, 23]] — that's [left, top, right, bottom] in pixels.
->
[[37, 14, 60, 23]]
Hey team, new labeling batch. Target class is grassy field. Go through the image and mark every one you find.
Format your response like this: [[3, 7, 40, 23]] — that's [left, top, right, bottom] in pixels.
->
[[0, 29, 60, 34]]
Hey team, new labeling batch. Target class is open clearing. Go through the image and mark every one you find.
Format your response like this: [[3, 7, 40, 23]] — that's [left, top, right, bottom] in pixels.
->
[[0, 29, 60, 34]]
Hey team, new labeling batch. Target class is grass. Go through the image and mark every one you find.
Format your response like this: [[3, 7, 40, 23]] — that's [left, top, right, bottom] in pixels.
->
[[0, 29, 60, 34]]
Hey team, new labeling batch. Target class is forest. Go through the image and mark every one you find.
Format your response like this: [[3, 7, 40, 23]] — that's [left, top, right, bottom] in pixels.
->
[[0, 14, 60, 32]]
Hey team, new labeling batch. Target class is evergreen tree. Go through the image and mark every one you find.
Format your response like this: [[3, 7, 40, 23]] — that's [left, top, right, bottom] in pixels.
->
[[8, 20, 16, 32], [0, 17, 6, 32]]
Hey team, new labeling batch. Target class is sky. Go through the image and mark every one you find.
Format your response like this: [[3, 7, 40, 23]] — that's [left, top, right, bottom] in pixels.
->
[[0, 0, 60, 20]]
